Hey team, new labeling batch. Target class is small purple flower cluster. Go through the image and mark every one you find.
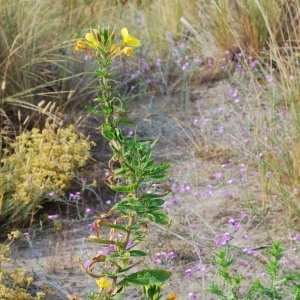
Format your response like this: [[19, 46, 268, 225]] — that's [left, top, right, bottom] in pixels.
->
[[69, 191, 81, 201], [48, 214, 59, 220], [153, 251, 178, 267], [85, 208, 94, 216]]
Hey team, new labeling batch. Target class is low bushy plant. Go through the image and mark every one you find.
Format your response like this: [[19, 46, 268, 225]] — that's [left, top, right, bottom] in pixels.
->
[[0, 230, 46, 300], [0, 123, 94, 227]]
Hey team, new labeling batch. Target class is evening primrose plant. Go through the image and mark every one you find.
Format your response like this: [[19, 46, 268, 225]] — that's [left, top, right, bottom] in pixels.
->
[[75, 27, 175, 300]]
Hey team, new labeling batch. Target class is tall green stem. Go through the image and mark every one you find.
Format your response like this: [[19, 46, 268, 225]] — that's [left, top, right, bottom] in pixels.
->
[[76, 27, 173, 300]]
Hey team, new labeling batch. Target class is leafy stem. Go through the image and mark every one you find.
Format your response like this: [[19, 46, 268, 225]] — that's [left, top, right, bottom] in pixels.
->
[[75, 27, 174, 300]]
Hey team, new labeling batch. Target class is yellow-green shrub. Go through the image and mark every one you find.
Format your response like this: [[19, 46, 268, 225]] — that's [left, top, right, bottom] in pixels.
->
[[0, 231, 45, 300], [0, 124, 95, 226]]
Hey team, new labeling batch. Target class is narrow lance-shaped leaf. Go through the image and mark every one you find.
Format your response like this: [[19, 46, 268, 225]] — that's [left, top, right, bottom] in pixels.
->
[[118, 119, 136, 125], [139, 211, 171, 225], [85, 105, 103, 114], [129, 250, 147, 257], [113, 198, 144, 214], [117, 270, 172, 287], [88, 235, 116, 245], [109, 182, 138, 192], [142, 198, 165, 209], [99, 222, 128, 232]]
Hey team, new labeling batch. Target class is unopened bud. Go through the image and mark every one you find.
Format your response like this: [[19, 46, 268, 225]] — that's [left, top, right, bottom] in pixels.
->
[[42, 101, 51, 114], [67, 89, 75, 100], [38, 100, 45, 107], [1, 80, 6, 90], [49, 102, 56, 113]]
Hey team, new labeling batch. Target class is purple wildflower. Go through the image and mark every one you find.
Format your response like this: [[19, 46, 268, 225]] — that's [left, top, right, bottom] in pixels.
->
[[215, 233, 232, 246], [85, 208, 94, 215], [292, 234, 300, 241], [69, 192, 81, 201], [188, 292, 197, 300], [87, 223, 95, 232], [214, 172, 223, 179], [48, 214, 59, 220], [185, 268, 196, 277], [84, 260, 91, 269]]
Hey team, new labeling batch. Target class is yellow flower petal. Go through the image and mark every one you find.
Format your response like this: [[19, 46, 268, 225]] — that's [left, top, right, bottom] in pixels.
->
[[121, 47, 133, 56], [166, 292, 178, 300], [121, 27, 140, 47], [96, 277, 111, 289], [110, 44, 120, 54], [85, 32, 100, 49], [75, 40, 88, 51]]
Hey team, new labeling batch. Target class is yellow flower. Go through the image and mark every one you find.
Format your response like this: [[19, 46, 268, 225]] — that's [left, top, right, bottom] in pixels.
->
[[75, 40, 88, 51], [85, 29, 101, 48], [109, 44, 120, 54], [27, 276, 34, 284], [75, 40, 93, 56], [121, 27, 140, 47], [36, 292, 45, 299], [166, 292, 178, 300], [96, 277, 111, 290], [121, 47, 133, 56]]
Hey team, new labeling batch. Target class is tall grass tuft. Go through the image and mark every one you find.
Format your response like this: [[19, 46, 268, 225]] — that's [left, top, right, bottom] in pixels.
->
[[189, 0, 299, 61]]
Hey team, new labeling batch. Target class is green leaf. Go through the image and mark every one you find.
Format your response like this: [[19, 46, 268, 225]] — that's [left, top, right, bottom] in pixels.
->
[[113, 198, 144, 214], [101, 124, 116, 140], [110, 293, 126, 300], [100, 222, 127, 232], [109, 182, 138, 192], [149, 137, 159, 149], [118, 119, 136, 125], [112, 168, 126, 175], [89, 85, 104, 90], [117, 270, 172, 287], [115, 264, 139, 275], [129, 250, 147, 257], [94, 69, 107, 77], [142, 163, 170, 175], [106, 251, 130, 268], [112, 105, 126, 112], [115, 128, 124, 142], [100, 104, 113, 112], [143, 198, 165, 208], [140, 212, 170, 225], [85, 105, 103, 114], [209, 282, 224, 296], [139, 174, 169, 183], [141, 193, 169, 200], [88, 235, 116, 245]]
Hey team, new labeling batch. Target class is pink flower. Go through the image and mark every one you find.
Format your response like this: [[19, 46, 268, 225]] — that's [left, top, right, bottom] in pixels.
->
[[214, 172, 223, 179], [85, 208, 94, 215], [48, 214, 59, 220], [185, 268, 196, 277], [84, 260, 91, 269], [215, 233, 232, 246]]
